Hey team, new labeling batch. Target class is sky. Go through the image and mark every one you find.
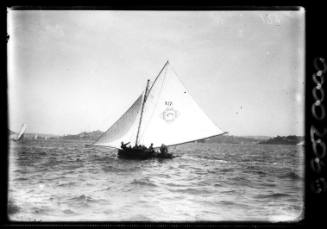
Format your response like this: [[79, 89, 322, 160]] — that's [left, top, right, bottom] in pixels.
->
[[7, 9, 305, 137]]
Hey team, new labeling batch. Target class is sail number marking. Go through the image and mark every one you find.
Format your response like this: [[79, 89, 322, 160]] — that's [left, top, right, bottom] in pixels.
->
[[162, 101, 178, 122], [165, 101, 173, 106]]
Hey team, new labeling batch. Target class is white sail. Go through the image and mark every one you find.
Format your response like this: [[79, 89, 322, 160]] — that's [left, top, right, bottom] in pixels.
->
[[94, 94, 143, 148], [94, 61, 225, 149], [16, 123, 26, 141], [138, 62, 224, 148]]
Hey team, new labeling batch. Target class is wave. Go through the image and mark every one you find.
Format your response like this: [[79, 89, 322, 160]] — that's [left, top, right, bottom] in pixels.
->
[[7, 200, 20, 215], [61, 164, 83, 170], [165, 182, 187, 187], [220, 190, 236, 194], [255, 193, 291, 199], [229, 176, 252, 185], [69, 194, 94, 202], [36, 151, 48, 156], [32, 206, 51, 215], [131, 178, 157, 187], [14, 177, 28, 181], [253, 170, 266, 176], [126, 214, 153, 221], [219, 168, 234, 173], [41, 157, 61, 168], [214, 183, 223, 187], [182, 154, 229, 164], [63, 209, 77, 215], [218, 200, 237, 206], [261, 182, 276, 187], [278, 172, 302, 180], [58, 181, 76, 187], [102, 165, 125, 173], [68, 194, 101, 207], [169, 187, 213, 195], [217, 200, 250, 208], [197, 156, 229, 163]]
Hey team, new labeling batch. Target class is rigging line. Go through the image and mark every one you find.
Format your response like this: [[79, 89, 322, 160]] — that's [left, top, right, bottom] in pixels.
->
[[139, 67, 168, 141], [137, 61, 169, 142], [148, 60, 169, 94]]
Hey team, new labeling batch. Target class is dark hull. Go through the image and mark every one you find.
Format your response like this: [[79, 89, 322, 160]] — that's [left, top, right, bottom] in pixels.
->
[[118, 149, 174, 160]]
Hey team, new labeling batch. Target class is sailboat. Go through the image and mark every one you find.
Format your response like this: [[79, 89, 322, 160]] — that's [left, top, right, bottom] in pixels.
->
[[9, 123, 27, 142], [94, 61, 226, 159]]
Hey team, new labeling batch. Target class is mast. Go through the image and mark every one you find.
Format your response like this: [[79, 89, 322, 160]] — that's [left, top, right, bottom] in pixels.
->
[[135, 79, 150, 146]]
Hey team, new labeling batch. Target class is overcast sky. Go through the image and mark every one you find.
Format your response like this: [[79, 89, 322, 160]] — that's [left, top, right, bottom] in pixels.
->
[[8, 9, 304, 136]]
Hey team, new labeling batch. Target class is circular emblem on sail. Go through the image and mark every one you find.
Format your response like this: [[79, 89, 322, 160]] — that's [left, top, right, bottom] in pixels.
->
[[162, 107, 178, 122]]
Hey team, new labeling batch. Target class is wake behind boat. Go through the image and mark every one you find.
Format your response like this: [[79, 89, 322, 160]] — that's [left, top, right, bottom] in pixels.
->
[[94, 61, 226, 159]]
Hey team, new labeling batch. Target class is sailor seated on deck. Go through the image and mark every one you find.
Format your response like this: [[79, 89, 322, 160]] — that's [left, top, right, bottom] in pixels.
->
[[121, 141, 130, 150], [140, 145, 147, 151], [159, 144, 168, 155], [134, 144, 144, 151], [149, 143, 154, 151]]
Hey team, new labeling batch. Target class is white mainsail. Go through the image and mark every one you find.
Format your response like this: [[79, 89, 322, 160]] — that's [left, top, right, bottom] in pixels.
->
[[138, 62, 224, 147], [94, 61, 225, 149]]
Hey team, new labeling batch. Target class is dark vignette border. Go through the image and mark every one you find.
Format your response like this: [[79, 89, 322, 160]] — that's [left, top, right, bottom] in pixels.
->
[[1, 1, 326, 228]]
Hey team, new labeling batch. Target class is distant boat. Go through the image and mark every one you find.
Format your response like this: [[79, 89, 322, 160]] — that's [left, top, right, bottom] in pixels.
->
[[94, 61, 226, 159], [34, 134, 38, 140], [9, 124, 27, 142]]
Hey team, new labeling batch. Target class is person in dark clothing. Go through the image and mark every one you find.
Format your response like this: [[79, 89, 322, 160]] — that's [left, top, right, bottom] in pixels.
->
[[121, 141, 130, 150], [160, 144, 168, 155], [148, 143, 154, 155]]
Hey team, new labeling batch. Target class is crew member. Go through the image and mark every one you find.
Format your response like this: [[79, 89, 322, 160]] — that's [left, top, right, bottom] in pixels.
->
[[121, 141, 130, 150], [160, 144, 168, 155]]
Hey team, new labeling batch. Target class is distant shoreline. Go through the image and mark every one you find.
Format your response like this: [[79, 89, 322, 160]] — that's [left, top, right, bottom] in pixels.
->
[[258, 136, 304, 145], [18, 130, 304, 146]]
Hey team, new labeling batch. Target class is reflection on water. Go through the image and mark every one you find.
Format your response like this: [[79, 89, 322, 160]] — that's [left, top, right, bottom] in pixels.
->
[[8, 140, 304, 221]]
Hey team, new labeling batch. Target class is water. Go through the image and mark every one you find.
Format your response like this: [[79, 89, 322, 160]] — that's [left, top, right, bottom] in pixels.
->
[[8, 140, 304, 222]]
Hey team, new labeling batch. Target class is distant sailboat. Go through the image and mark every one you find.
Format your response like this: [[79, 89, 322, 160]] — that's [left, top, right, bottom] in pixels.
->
[[94, 61, 226, 159], [9, 124, 27, 142]]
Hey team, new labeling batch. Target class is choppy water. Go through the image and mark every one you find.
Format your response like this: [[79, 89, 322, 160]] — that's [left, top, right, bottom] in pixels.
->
[[8, 140, 304, 222]]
